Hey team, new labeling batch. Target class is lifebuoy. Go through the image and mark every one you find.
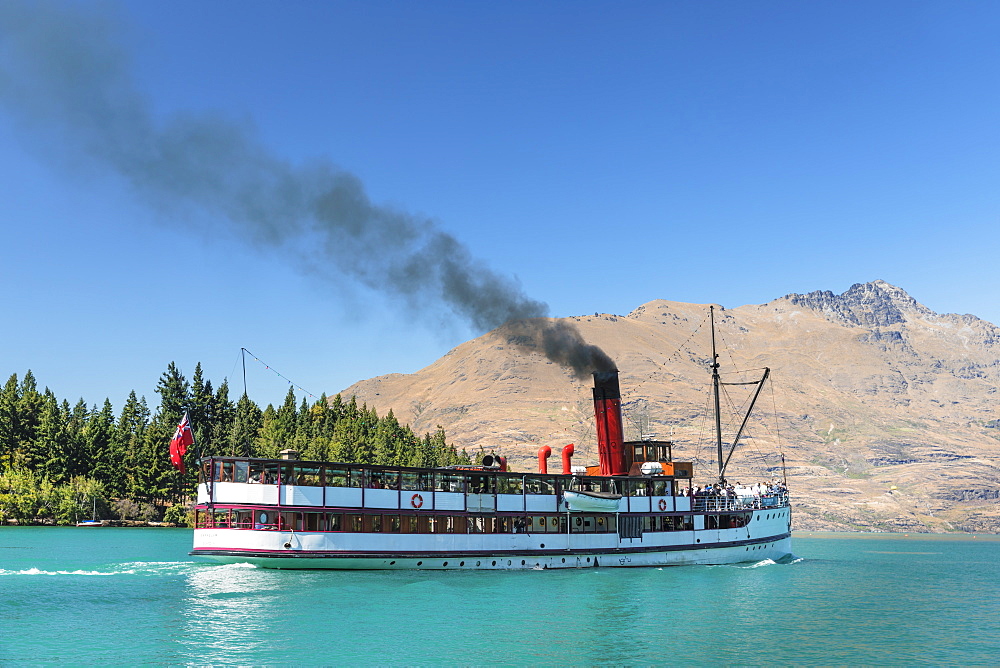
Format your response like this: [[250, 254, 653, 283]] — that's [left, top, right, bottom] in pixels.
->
[[658, 499, 667, 511], [411, 493, 424, 509]]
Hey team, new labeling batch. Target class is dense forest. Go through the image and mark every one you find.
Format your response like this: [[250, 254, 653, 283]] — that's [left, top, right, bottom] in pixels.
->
[[0, 363, 469, 525]]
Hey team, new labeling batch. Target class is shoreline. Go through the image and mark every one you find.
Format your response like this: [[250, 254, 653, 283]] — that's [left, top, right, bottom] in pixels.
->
[[3, 520, 187, 528], [793, 529, 1000, 541]]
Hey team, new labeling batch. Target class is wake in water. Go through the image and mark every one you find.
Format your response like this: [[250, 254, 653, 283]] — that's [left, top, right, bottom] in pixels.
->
[[703, 553, 804, 569], [0, 561, 257, 577], [743, 554, 804, 568]]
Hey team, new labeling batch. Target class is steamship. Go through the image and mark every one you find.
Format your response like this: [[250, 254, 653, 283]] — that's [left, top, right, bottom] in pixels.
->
[[191, 308, 792, 569]]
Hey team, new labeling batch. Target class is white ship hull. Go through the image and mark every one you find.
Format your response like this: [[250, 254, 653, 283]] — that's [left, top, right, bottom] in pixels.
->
[[192, 486, 793, 570], [194, 534, 792, 570]]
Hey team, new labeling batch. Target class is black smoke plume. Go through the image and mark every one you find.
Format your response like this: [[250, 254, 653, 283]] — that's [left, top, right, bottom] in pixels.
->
[[0, 2, 614, 378]]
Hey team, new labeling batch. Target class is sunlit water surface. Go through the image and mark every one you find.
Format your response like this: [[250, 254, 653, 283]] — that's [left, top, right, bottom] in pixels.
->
[[3, 528, 999, 665]]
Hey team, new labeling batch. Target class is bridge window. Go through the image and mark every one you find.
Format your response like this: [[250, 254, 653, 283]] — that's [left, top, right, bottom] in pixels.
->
[[324, 467, 354, 487], [248, 461, 278, 484], [214, 461, 234, 483], [497, 476, 522, 494], [524, 477, 556, 495], [367, 470, 399, 490], [630, 480, 651, 496], [468, 474, 496, 494], [401, 471, 433, 491], [436, 473, 464, 493]]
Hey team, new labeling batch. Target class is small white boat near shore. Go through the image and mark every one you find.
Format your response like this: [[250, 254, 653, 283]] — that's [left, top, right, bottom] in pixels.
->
[[76, 499, 104, 526]]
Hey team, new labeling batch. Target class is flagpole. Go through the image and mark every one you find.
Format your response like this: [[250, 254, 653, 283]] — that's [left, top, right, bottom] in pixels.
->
[[189, 406, 201, 469], [241, 347, 248, 398]]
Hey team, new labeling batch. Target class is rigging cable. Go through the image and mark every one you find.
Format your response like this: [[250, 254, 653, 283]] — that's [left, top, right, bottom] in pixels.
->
[[241, 348, 320, 402], [619, 312, 711, 439]]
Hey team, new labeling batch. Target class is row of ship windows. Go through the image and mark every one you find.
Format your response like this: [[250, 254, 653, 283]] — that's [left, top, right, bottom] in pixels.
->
[[194, 509, 717, 534], [204, 460, 678, 496]]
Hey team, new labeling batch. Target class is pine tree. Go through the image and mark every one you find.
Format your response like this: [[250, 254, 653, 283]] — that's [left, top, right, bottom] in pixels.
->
[[15, 372, 44, 467], [0, 374, 20, 468], [209, 380, 236, 457], [230, 394, 262, 457], [292, 396, 311, 455], [156, 362, 191, 422], [371, 409, 401, 466], [415, 432, 437, 468], [111, 391, 149, 499], [330, 396, 361, 462], [154, 362, 192, 483], [33, 390, 64, 477], [133, 419, 172, 504], [85, 399, 116, 486], [299, 396, 332, 461], [61, 399, 90, 480], [190, 363, 214, 450]]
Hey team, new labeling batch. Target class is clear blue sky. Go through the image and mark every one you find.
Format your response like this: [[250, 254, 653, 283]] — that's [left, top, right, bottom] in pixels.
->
[[1, 1, 998, 411]]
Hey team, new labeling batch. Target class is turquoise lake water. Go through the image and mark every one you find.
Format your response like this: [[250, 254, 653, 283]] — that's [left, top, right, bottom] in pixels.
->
[[2, 528, 999, 665]]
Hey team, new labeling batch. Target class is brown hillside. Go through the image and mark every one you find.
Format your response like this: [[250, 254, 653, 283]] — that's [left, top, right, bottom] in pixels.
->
[[339, 281, 1000, 533]]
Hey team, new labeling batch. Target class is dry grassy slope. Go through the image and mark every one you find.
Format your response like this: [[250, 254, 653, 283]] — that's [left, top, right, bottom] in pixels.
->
[[340, 281, 1000, 533]]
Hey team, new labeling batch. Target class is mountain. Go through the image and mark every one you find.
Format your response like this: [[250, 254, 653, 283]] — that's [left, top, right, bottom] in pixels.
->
[[340, 281, 1000, 533]]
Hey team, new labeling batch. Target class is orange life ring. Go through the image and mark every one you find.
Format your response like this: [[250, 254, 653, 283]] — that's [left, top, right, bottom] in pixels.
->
[[658, 499, 667, 511], [411, 493, 424, 509]]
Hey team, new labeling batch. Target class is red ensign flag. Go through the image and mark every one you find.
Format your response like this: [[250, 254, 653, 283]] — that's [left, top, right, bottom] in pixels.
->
[[169, 412, 194, 474]]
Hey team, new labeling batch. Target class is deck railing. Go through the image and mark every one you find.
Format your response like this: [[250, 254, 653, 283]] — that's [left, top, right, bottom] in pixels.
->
[[691, 492, 789, 512]]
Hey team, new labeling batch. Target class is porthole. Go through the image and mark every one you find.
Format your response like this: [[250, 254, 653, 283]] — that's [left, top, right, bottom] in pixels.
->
[[389, 561, 395, 565], [460, 561, 465, 567], [417, 561, 422, 566], [562, 558, 566, 563], [507, 560, 511, 566], [540, 543, 545, 548], [476, 561, 481, 566], [521, 560, 526, 565], [443, 561, 448, 567]]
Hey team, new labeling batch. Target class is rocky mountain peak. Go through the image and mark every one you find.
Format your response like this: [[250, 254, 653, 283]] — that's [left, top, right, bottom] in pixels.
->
[[783, 280, 933, 328]]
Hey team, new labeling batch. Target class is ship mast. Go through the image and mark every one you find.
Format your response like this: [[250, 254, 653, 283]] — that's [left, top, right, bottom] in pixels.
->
[[710, 305, 724, 483], [709, 305, 770, 485]]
